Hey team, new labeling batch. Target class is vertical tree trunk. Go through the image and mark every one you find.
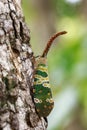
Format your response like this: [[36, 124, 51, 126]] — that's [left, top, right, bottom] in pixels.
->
[[0, 0, 47, 130]]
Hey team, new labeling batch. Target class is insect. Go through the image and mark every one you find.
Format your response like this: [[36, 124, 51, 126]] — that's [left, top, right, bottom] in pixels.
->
[[33, 31, 67, 117]]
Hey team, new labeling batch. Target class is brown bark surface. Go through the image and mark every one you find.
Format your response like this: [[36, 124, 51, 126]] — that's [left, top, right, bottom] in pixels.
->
[[0, 0, 47, 129]]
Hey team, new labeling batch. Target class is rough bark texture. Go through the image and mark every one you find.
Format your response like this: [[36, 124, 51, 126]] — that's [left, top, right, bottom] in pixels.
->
[[0, 0, 47, 130]]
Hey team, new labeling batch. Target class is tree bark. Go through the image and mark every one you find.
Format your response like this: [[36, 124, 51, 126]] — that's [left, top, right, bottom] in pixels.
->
[[0, 0, 47, 130]]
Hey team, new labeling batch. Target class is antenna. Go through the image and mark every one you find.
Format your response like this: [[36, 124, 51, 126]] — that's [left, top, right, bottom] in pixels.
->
[[41, 31, 67, 57]]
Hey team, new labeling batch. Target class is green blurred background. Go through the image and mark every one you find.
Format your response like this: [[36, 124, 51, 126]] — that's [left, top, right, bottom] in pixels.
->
[[22, 0, 87, 130]]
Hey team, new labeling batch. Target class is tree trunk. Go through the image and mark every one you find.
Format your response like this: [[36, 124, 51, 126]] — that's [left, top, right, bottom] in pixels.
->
[[0, 0, 47, 130]]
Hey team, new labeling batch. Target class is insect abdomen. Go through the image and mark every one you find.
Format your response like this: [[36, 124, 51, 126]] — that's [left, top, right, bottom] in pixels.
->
[[33, 63, 54, 117]]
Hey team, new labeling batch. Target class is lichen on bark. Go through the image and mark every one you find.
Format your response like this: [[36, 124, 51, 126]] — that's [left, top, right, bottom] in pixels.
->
[[0, 0, 47, 130]]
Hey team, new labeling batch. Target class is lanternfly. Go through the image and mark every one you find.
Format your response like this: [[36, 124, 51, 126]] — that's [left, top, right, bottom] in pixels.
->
[[33, 31, 67, 117]]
